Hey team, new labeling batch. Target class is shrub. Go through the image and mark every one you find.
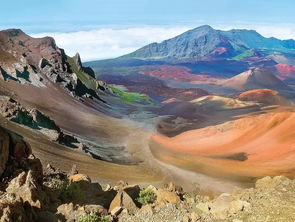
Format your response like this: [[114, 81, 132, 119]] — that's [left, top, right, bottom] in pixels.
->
[[137, 188, 157, 205], [78, 213, 110, 222], [55, 179, 85, 202]]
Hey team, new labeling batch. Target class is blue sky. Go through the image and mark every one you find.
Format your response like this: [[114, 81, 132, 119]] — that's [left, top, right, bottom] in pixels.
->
[[1, 0, 295, 60], [1, 0, 295, 33]]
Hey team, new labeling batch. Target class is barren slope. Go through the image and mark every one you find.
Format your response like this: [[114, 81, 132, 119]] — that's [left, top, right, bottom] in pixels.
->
[[151, 107, 295, 180]]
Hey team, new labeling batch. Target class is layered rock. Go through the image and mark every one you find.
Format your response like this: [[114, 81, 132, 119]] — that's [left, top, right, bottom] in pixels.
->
[[0, 29, 66, 87], [0, 126, 32, 178], [0, 96, 61, 141], [0, 29, 111, 100]]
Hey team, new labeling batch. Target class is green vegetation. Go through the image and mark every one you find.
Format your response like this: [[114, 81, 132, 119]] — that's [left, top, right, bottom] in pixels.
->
[[67, 56, 153, 105], [55, 179, 85, 202], [137, 188, 157, 205], [109, 85, 152, 104], [78, 213, 110, 222], [67, 56, 98, 91], [232, 49, 255, 60]]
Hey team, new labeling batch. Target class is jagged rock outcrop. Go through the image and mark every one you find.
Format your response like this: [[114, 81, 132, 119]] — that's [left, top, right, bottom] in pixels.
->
[[73, 53, 83, 72], [0, 29, 66, 87], [73, 53, 96, 78], [0, 96, 61, 141], [0, 126, 32, 178], [0, 127, 45, 221], [0, 29, 109, 101], [0, 193, 33, 222], [6, 170, 46, 208]]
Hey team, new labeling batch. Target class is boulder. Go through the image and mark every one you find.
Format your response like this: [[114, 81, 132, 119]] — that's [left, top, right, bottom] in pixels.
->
[[6, 170, 46, 209], [114, 180, 128, 191], [109, 191, 121, 212], [123, 184, 140, 206], [255, 176, 291, 189], [167, 182, 183, 195], [24, 155, 43, 182], [110, 206, 123, 217], [56, 203, 107, 221], [57, 203, 86, 221], [146, 185, 157, 193], [204, 193, 251, 220], [140, 204, 154, 216], [156, 189, 181, 204], [84, 205, 107, 215], [109, 191, 138, 213], [0, 193, 30, 222], [209, 193, 231, 219], [69, 174, 91, 183]]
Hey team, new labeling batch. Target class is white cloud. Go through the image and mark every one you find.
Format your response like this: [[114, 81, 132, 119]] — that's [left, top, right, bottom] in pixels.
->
[[31, 27, 192, 61], [31, 24, 295, 62]]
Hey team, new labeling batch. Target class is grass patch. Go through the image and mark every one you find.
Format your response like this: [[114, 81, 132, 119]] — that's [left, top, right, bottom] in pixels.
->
[[68, 56, 154, 105], [67, 56, 98, 91], [137, 188, 157, 205], [109, 85, 153, 104], [78, 213, 110, 222], [55, 179, 85, 202], [231, 49, 255, 60]]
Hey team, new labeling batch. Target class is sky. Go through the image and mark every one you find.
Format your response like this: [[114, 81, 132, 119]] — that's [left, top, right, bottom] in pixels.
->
[[1, 0, 295, 61]]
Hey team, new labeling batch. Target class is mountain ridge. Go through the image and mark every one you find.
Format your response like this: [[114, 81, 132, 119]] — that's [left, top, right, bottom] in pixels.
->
[[120, 25, 295, 61]]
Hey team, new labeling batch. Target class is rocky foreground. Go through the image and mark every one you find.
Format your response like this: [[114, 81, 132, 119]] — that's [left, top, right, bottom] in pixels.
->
[[0, 126, 294, 222]]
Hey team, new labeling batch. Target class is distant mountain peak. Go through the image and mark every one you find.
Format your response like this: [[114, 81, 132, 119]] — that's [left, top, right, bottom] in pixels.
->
[[191, 25, 213, 31], [121, 25, 295, 61]]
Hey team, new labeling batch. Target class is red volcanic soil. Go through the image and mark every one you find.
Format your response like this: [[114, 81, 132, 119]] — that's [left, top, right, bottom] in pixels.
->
[[150, 107, 295, 180], [139, 65, 221, 84], [275, 64, 295, 80], [238, 89, 292, 106]]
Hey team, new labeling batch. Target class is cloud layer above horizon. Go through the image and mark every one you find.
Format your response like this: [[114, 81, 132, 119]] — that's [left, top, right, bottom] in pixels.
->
[[32, 24, 295, 62]]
